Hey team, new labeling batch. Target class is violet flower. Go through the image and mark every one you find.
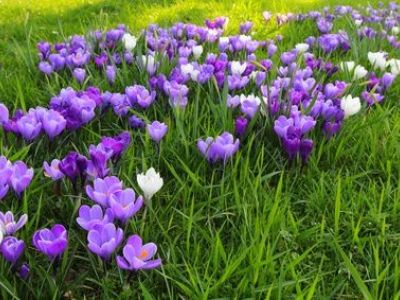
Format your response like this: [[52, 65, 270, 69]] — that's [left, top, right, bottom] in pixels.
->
[[0, 236, 25, 265], [85, 176, 123, 207], [108, 188, 143, 223], [32, 224, 68, 259], [0, 211, 28, 235], [43, 159, 64, 180], [116, 234, 161, 271], [87, 223, 123, 259], [147, 121, 168, 143], [197, 132, 240, 163], [77, 205, 114, 231], [9, 161, 34, 197]]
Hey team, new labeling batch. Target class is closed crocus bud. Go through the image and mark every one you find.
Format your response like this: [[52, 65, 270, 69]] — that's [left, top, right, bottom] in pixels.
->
[[235, 116, 248, 137], [353, 65, 368, 80], [340, 95, 361, 118], [9, 161, 34, 197], [295, 43, 309, 53], [73, 68, 86, 84], [105, 65, 117, 84], [0, 236, 25, 265], [147, 121, 168, 143], [38, 61, 53, 75], [339, 61, 355, 72], [18, 263, 30, 279], [192, 45, 203, 59], [392, 26, 400, 35], [137, 168, 163, 202], [122, 33, 137, 51], [32, 224, 68, 260]]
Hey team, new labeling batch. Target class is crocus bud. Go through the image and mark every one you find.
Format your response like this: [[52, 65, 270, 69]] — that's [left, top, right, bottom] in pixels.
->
[[235, 116, 248, 137]]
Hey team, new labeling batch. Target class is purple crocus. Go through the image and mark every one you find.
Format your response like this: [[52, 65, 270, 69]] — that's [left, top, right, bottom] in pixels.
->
[[86, 145, 109, 179], [43, 159, 64, 180], [128, 115, 145, 130], [59, 151, 87, 184], [106, 65, 117, 84], [116, 234, 161, 271], [85, 176, 123, 207], [274, 106, 316, 163], [87, 223, 123, 259], [9, 161, 34, 196], [0, 103, 9, 124], [40, 109, 66, 139], [147, 121, 168, 143], [240, 21, 253, 34], [317, 18, 333, 33], [0, 211, 28, 235], [0, 156, 12, 185], [0, 236, 25, 265], [38, 61, 53, 75], [108, 188, 143, 223], [235, 117, 248, 137], [73, 68, 86, 84], [32, 224, 68, 259], [16, 110, 42, 141], [76, 205, 114, 231], [99, 131, 131, 161], [18, 263, 30, 279], [197, 132, 240, 163]]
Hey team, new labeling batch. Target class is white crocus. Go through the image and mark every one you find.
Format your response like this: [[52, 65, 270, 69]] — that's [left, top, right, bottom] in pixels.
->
[[368, 51, 387, 71], [122, 33, 137, 51], [231, 61, 247, 75], [340, 95, 361, 118], [388, 59, 400, 76], [353, 65, 368, 80], [137, 168, 164, 202], [339, 61, 355, 73], [354, 19, 363, 27], [295, 43, 309, 53], [392, 26, 400, 35], [181, 64, 199, 81], [192, 45, 203, 60]]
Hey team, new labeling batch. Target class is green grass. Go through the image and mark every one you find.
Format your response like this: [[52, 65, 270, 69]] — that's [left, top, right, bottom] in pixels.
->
[[1, 0, 400, 299]]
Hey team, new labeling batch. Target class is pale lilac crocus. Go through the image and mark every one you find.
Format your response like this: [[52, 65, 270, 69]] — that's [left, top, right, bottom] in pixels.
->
[[43, 159, 64, 180], [108, 188, 143, 223], [16, 110, 42, 141], [85, 176, 123, 207], [147, 121, 168, 143], [0, 103, 9, 124], [76, 205, 114, 231], [32, 224, 68, 260], [0, 211, 28, 235], [87, 223, 123, 259], [40, 109, 67, 139], [9, 161, 34, 197], [116, 234, 161, 271]]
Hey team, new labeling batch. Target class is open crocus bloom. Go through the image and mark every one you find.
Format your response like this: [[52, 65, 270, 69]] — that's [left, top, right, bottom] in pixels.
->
[[76, 205, 114, 231], [32, 224, 68, 259], [85, 176, 123, 207], [0, 211, 28, 235], [87, 223, 123, 259], [116, 234, 161, 271]]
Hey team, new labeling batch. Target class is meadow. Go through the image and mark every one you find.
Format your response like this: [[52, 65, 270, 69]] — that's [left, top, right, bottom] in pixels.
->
[[0, 0, 399, 299]]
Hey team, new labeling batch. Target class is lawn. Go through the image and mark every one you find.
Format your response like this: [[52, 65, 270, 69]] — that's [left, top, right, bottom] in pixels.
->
[[0, 0, 399, 299]]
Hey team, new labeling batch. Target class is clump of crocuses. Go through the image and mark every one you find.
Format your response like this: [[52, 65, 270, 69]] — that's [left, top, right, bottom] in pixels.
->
[[197, 132, 240, 163]]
